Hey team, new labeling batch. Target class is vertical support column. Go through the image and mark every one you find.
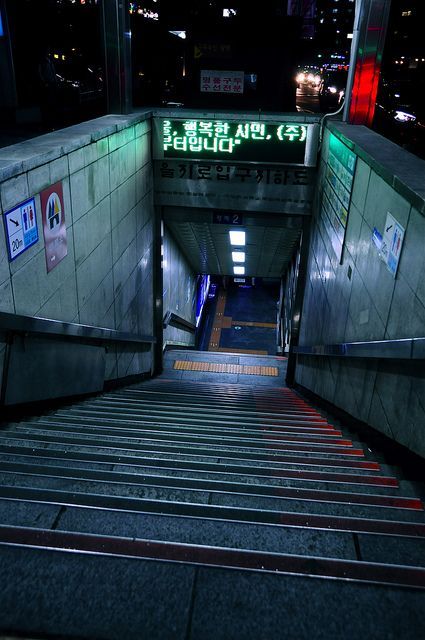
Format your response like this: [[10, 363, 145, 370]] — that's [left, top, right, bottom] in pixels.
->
[[0, 0, 17, 119], [0, 333, 13, 407], [276, 276, 285, 355], [101, 0, 132, 114], [152, 207, 164, 375], [285, 217, 311, 387], [343, 0, 391, 126]]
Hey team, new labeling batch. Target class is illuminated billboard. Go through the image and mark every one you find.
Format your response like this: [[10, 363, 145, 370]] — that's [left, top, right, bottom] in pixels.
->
[[154, 118, 318, 166]]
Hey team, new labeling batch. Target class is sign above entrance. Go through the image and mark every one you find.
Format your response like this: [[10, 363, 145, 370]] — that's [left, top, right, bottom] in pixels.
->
[[153, 118, 318, 166], [213, 212, 243, 225], [154, 160, 315, 214]]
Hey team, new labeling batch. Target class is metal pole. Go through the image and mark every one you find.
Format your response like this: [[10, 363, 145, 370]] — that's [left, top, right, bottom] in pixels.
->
[[101, 0, 132, 114], [342, 0, 364, 122], [343, 0, 391, 125]]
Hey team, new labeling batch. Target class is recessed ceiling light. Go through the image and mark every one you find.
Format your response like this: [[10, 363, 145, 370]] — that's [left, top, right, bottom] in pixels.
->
[[229, 230, 246, 246], [232, 251, 245, 263], [233, 266, 245, 275]]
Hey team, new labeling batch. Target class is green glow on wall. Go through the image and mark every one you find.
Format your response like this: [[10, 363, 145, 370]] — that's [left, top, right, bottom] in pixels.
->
[[162, 119, 308, 163]]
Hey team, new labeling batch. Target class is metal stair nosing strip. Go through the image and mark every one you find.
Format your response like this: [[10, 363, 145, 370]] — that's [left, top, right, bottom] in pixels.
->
[[115, 387, 315, 404], [0, 460, 421, 511], [40, 412, 339, 432], [0, 430, 369, 459], [110, 398, 321, 415], [113, 399, 325, 415], [15, 421, 353, 448], [75, 402, 330, 423], [94, 395, 326, 418], [0, 525, 424, 590], [0, 443, 383, 472], [120, 382, 300, 393], [37, 416, 345, 438], [0, 485, 422, 538], [16, 420, 347, 444], [1, 437, 391, 486], [55, 409, 331, 430]]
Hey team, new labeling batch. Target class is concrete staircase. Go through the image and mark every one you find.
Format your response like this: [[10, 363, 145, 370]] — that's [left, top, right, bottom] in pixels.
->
[[0, 350, 424, 639]]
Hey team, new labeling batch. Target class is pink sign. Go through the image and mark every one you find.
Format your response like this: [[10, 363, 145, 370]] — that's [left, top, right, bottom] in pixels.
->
[[200, 70, 244, 94], [40, 181, 68, 272]]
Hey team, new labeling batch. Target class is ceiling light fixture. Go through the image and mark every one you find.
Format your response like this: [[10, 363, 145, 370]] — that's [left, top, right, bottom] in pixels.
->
[[229, 230, 246, 246], [232, 251, 245, 263]]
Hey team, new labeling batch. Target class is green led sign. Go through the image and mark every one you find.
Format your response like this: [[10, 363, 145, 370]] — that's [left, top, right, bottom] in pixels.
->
[[161, 119, 308, 164]]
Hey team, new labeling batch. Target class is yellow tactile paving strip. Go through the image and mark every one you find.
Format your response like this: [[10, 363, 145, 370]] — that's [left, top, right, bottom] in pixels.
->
[[174, 361, 279, 377]]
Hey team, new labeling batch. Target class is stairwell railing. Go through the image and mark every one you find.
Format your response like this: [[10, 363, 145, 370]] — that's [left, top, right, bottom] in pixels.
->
[[293, 337, 425, 360], [0, 311, 156, 406]]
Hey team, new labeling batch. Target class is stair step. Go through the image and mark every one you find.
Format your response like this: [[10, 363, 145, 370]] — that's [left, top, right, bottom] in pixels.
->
[[0, 429, 369, 462], [0, 442, 380, 472], [0, 444, 401, 492], [34, 417, 343, 439], [115, 388, 315, 409], [55, 407, 331, 430], [16, 420, 351, 448], [0, 485, 422, 538], [111, 398, 317, 415], [0, 462, 421, 521], [1, 525, 424, 589], [2, 542, 424, 640], [89, 395, 325, 418], [24, 502, 425, 567], [1, 432, 396, 487]]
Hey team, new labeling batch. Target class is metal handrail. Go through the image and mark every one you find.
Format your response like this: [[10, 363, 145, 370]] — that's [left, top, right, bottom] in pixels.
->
[[163, 311, 196, 334], [0, 311, 156, 347], [294, 337, 425, 360]]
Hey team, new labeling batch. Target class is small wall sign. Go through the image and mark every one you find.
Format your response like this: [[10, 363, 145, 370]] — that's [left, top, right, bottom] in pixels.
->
[[3, 197, 39, 261], [40, 181, 68, 272], [380, 212, 405, 278]]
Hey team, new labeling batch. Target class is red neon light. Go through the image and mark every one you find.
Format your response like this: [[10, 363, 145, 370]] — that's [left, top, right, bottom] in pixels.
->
[[349, 25, 384, 126]]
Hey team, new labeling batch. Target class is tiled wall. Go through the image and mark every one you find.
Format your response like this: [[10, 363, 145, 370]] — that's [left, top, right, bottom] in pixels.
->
[[0, 113, 154, 382], [163, 226, 197, 348], [296, 122, 425, 458]]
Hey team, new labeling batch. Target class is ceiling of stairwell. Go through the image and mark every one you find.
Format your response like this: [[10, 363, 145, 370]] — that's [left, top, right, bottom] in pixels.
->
[[163, 207, 305, 278]]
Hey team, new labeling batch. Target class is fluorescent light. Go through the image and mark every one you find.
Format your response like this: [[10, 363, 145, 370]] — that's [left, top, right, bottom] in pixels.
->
[[233, 266, 245, 275], [229, 230, 246, 246], [232, 251, 245, 263], [169, 30, 186, 39], [394, 110, 416, 122]]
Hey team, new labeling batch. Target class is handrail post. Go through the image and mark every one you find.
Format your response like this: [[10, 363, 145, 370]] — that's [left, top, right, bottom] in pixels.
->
[[286, 217, 311, 386]]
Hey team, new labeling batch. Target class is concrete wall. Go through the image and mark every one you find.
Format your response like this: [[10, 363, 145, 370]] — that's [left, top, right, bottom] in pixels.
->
[[296, 121, 425, 458], [163, 226, 197, 349], [0, 112, 155, 391]]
